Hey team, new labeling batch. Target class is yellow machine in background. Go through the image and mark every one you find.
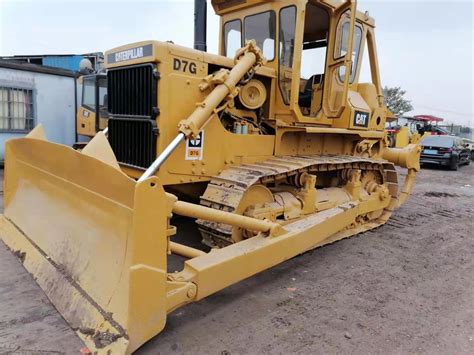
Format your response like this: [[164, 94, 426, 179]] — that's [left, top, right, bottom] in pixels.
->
[[0, 0, 420, 353], [390, 125, 413, 147], [386, 115, 446, 148], [76, 73, 109, 138]]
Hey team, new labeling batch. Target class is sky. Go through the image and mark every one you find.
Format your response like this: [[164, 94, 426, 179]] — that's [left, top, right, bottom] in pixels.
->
[[0, 0, 472, 126]]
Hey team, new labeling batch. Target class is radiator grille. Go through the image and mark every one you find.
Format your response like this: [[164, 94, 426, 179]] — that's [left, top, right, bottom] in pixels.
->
[[108, 118, 157, 169], [107, 64, 158, 118]]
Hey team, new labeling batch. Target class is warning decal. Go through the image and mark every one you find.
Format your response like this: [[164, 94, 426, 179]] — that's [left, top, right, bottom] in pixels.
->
[[185, 131, 204, 160]]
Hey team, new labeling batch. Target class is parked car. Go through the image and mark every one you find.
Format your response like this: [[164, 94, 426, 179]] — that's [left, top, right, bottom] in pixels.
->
[[462, 138, 474, 160], [420, 135, 471, 170]]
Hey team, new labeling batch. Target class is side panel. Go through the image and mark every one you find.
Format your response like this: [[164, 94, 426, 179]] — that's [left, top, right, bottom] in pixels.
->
[[119, 43, 277, 183]]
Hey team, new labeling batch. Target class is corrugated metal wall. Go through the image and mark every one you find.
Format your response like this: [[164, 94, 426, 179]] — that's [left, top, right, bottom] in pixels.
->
[[43, 56, 84, 71]]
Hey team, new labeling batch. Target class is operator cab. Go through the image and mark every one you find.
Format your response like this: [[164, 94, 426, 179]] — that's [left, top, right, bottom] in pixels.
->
[[216, 0, 382, 129]]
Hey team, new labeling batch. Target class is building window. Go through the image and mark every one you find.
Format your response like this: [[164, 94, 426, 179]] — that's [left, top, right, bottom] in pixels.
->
[[0, 87, 35, 132]]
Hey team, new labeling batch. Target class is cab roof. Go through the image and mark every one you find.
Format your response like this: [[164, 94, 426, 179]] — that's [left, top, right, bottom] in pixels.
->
[[211, 0, 374, 26], [211, 0, 343, 15]]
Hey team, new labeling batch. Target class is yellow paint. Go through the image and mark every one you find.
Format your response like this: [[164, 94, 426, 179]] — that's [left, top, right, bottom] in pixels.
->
[[0, 1, 421, 354], [76, 106, 97, 137], [81, 131, 120, 170]]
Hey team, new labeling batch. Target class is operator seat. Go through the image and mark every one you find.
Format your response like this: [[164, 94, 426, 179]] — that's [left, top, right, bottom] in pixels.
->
[[299, 74, 324, 108]]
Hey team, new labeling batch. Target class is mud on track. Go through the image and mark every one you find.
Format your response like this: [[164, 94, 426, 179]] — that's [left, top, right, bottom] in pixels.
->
[[0, 165, 473, 354]]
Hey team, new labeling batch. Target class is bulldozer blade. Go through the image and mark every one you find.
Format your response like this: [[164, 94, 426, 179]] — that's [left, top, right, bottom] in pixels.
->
[[0, 133, 172, 354], [81, 131, 121, 170]]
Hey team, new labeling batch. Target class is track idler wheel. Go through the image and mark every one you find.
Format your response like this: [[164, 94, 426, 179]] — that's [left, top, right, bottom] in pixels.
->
[[232, 184, 275, 242]]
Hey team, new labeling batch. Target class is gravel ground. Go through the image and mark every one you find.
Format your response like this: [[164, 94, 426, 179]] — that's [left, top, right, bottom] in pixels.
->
[[0, 164, 473, 354]]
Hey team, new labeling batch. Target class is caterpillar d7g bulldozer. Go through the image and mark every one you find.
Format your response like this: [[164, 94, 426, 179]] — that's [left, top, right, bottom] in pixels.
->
[[0, 0, 420, 353]]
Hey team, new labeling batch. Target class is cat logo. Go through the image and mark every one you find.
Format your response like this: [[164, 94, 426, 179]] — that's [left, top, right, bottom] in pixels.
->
[[353, 111, 370, 128], [107, 44, 153, 64], [185, 131, 204, 160]]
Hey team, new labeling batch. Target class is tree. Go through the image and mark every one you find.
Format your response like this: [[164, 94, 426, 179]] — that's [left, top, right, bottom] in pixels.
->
[[383, 86, 414, 116]]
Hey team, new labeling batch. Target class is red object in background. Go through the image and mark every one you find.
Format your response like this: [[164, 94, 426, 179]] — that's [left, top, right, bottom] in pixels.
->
[[413, 115, 444, 123], [438, 147, 453, 153]]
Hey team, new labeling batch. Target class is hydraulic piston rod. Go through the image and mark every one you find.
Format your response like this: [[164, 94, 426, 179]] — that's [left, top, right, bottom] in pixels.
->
[[138, 133, 185, 182]]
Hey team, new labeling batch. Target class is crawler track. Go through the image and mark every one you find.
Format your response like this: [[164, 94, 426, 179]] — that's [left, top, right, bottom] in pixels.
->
[[197, 155, 399, 247]]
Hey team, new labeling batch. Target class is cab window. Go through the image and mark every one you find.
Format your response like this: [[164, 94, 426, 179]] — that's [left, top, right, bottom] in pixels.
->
[[98, 77, 108, 112], [336, 16, 363, 83], [224, 20, 242, 57], [82, 77, 95, 110], [244, 11, 276, 61], [279, 6, 296, 104]]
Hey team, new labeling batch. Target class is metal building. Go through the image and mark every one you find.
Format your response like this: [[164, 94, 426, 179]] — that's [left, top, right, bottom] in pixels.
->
[[0, 53, 104, 72], [0, 60, 79, 162]]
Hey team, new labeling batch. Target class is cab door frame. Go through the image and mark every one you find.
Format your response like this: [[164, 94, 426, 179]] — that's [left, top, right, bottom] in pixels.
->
[[289, 0, 358, 123]]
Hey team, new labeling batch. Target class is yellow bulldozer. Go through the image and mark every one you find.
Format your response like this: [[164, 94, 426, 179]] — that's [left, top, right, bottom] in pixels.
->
[[0, 0, 421, 353]]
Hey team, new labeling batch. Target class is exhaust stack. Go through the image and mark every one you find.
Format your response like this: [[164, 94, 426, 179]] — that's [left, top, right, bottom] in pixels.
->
[[194, 0, 207, 51]]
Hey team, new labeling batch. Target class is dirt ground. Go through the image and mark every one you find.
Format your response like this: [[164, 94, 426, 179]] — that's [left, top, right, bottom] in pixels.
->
[[0, 164, 473, 354]]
